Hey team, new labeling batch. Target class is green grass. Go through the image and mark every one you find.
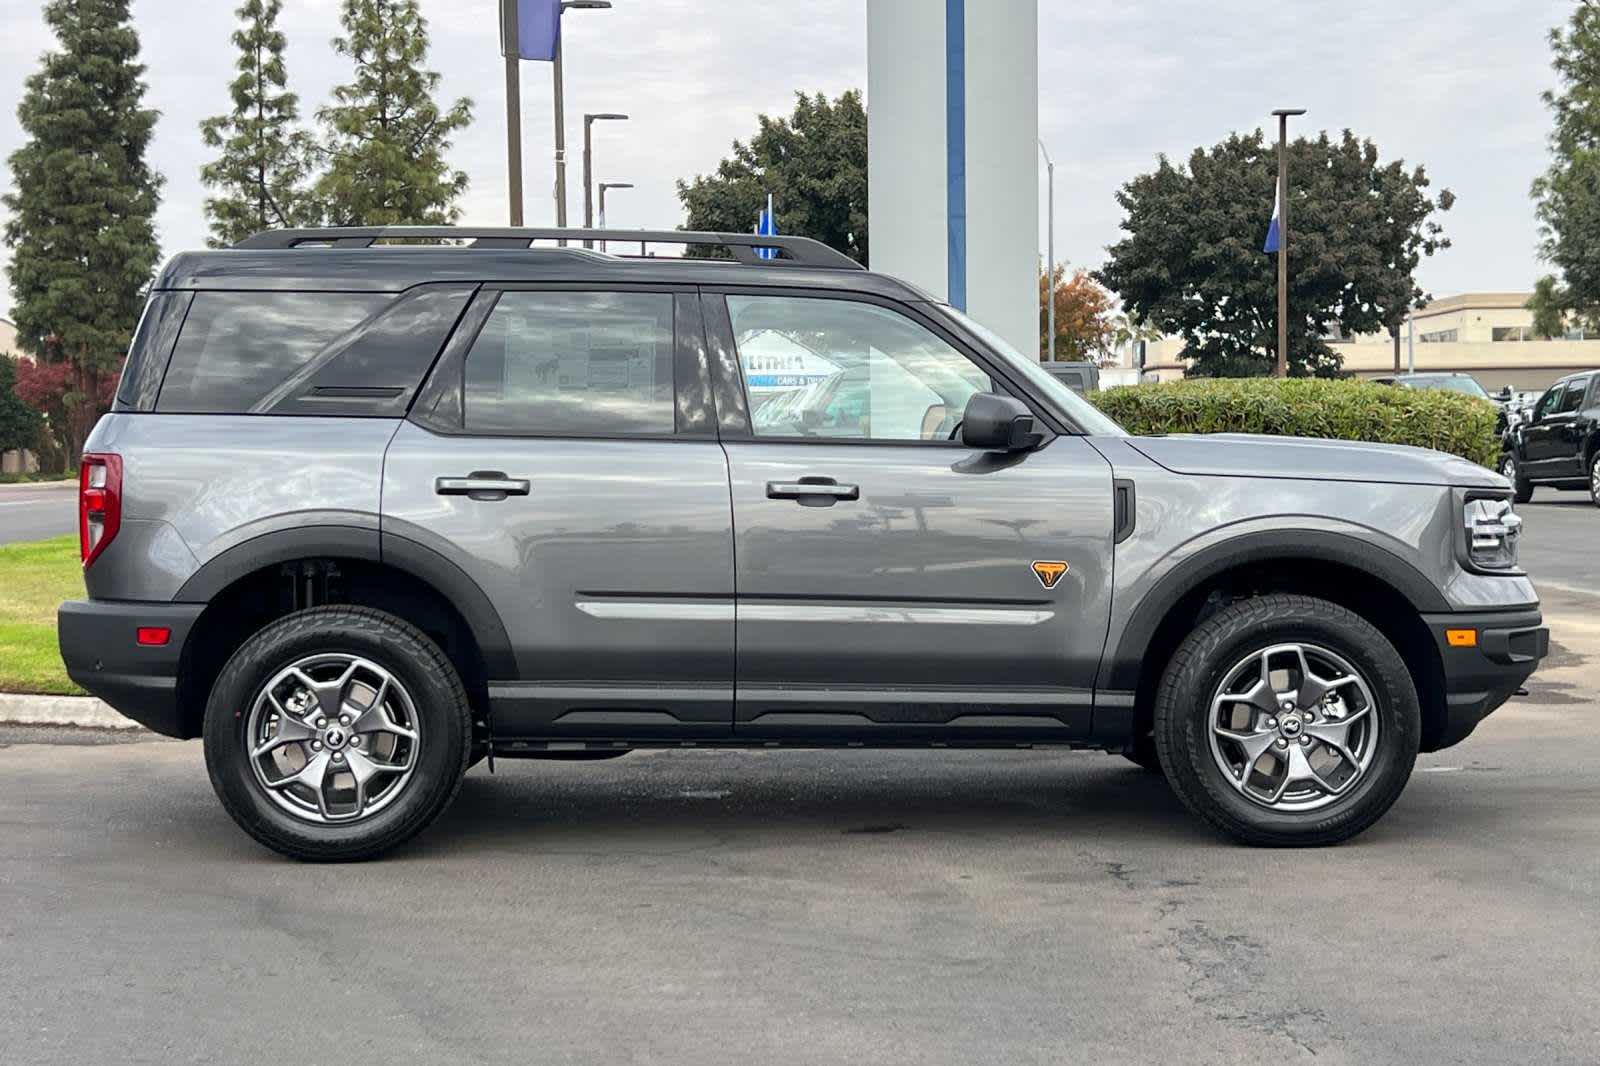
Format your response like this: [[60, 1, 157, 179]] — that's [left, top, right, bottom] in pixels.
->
[[0, 472, 75, 484], [0, 535, 85, 695]]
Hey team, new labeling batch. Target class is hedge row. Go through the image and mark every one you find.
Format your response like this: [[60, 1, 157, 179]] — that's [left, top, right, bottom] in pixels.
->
[[1088, 377, 1500, 467]]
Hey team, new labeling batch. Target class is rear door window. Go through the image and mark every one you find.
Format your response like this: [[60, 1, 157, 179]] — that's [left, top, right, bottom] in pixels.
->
[[156, 292, 388, 413], [462, 291, 676, 436]]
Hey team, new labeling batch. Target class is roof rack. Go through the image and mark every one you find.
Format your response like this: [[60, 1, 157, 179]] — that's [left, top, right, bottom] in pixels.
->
[[233, 226, 864, 270]]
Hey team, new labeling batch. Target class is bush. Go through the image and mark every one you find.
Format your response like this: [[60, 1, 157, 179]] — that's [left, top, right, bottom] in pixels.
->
[[1089, 378, 1501, 467]]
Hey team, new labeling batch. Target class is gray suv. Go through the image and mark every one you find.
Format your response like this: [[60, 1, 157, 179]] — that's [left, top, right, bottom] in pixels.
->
[[59, 227, 1548, 860]]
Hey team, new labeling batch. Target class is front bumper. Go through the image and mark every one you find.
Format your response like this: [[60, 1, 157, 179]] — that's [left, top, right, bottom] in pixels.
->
[[1420, 607, 1548, 751], [58, 600, 205, 737]]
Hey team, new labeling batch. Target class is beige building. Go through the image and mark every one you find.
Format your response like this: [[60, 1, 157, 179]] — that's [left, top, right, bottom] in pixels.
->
[[0, 316, 16, 356], [1138, 293, 1600, 391]]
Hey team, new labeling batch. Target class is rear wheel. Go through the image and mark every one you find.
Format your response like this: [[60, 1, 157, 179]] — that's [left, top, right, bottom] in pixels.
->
[[1500, 453, 1533, 504], [203, 606, 471, 861], [1153, 594, 1419, 846], [1589, 452, 1600, 507]]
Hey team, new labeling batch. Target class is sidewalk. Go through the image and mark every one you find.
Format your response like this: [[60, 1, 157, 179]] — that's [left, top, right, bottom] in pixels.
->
[[0, 693, 141, 730]]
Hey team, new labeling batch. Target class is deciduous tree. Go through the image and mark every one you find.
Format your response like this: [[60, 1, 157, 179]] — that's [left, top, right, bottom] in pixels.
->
[[1039, 266, 1116, 362], [314, 0, 473, 226], [1097, 130, 1451, 377], [1530, 2, 1600, 333], [677, 91, 867, 264], [3, 0, 163, 466], [200, 0, 318, 245]]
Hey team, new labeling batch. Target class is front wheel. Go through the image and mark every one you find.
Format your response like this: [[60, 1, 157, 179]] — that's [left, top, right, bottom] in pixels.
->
[[1501, 453, 1533, 504], [203, 606, 472, 861], [1153, 594, 1420, 846], [1589, 452, 1600, 507]]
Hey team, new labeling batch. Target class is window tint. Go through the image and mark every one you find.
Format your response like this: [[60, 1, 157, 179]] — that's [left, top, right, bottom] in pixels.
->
[[728, 295, 992, 442], [258, 285, 475, 416], [1558, 378, 1588, 414], [157, 293, 388, 413], [463, 291, 675, 435]]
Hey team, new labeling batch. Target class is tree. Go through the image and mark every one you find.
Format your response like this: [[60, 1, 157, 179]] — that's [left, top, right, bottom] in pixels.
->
[[1039, 265, 1116, 362], [3, 0, 163, 466], [678, 91, 867, 264], [199, 0, 318, 246], [0, 355, 45, 457], [1097, 130, 1452, 378], [1530, 2, 1600, 333], [314, 0, 473, 226]]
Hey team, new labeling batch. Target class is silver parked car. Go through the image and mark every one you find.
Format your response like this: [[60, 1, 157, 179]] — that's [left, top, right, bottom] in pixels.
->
[[59, 227, 1548, 859]]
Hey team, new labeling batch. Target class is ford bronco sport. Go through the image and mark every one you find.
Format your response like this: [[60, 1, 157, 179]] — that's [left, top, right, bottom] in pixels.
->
[[59, 227, 1549, 860]]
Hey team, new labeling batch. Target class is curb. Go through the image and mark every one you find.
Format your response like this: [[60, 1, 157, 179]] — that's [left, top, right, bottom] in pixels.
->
[[0, 693, 143, 730]]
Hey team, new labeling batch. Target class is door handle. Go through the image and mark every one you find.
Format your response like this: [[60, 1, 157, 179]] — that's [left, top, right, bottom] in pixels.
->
[[435, 472, 531, 499], [767, 477, 860, 502]]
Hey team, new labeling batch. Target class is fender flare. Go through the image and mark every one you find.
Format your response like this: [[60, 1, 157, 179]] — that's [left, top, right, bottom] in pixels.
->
[[1102, 529, 1451, 692], [174, 524, 516, 679]]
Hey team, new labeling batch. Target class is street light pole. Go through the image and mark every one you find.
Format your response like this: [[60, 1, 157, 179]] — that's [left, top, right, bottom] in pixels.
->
[[1272, 108, 1306, 378], [598, 181, 633, 252], [1037, 138, 1056, 363], [554, 1, 612, 240], [583, 113, 629, 248]]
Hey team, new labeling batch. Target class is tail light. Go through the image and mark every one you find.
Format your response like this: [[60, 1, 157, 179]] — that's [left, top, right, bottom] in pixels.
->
[[79, 453, 123, 567]]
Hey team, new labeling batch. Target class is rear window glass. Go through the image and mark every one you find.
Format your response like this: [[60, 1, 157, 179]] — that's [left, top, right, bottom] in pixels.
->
[[156, 293, 388, 413], [463, 291, 675, 435]]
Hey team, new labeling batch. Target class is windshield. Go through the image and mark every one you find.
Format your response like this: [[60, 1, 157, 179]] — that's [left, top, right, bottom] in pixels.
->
[[934, 305, 1127, 436], [1406, 375, 1490, 399]]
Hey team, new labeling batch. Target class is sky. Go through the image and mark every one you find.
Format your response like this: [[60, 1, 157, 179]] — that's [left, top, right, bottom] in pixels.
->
[[0, 0, 1576, 322]]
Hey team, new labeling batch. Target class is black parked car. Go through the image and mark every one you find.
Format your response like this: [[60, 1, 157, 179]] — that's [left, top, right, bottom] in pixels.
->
[[1499, 370, 1600, 505]]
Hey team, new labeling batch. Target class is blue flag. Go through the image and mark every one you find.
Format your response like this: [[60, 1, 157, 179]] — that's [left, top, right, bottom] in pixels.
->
[[503, 0, 560, 61], [1263, 192, 1281, 253], [756, 193, 779, 260]]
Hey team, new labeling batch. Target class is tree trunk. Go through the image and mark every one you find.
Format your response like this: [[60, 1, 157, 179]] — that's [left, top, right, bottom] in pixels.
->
[[1392, 327, 1401, 373]]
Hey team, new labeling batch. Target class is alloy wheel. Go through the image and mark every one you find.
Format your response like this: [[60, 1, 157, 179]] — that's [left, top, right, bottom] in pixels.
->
[[1206, 642, 1380, 812], [246, 653, 422, 824]]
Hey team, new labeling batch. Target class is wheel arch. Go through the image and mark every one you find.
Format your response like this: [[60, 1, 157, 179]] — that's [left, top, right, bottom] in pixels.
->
[[1107, 530, 1451, 754], [171, 526, 514, 740]]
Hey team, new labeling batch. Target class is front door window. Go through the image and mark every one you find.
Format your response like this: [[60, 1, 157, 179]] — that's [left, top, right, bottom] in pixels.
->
[[727, 295, 993, 442]]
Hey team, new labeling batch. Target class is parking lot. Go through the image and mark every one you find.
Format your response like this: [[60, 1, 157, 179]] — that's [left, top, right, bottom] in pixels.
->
[[0, 498, 1594, 1064]]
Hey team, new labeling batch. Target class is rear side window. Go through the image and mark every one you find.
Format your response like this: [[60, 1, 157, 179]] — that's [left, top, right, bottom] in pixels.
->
[[156, 293, 388, 413], [462, 291, 675, 435], [115, 291, 193, 412]]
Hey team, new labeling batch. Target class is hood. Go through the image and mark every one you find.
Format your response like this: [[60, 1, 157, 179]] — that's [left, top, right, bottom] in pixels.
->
[[1126, 433, 1505, 489]]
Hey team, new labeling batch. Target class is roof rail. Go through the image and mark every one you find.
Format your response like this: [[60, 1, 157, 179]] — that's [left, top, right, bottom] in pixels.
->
[[233, 226, 864, 270]]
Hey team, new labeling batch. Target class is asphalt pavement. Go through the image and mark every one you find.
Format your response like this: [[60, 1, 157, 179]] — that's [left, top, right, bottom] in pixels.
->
[[2, 585, 1597, 1065], [0, 479, 75, 545], [1517, 492, 1600, 595]]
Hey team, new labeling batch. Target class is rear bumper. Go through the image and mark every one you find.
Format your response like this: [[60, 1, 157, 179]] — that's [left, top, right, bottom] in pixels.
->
[[58, 600, 205, 737], [1421, 608, 1548, 751]]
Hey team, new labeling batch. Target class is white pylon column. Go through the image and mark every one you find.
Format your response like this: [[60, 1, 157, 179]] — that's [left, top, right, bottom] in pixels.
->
[[868, 0, 1040, 359]]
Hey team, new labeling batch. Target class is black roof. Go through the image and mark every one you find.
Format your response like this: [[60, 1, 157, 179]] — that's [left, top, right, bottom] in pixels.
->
[[153, 226, 930, 302]]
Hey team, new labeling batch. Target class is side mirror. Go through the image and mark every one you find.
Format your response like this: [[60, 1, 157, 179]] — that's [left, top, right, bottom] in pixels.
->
[[961, 392, 1042, 452], [1498, 386, 1514, 401]]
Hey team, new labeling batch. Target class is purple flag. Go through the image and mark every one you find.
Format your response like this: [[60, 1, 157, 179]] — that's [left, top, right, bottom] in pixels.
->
[[502, 0, 560, 62]]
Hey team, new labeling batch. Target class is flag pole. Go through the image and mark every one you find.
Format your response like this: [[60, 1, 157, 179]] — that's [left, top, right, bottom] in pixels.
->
[[501, 1, 524, 226], [1272, 108, 1306, 378]]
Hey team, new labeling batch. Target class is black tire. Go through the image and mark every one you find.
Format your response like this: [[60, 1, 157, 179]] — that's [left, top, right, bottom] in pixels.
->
[[203, 606, 472, 862], [1501, 453, 1533, 504], [1589, 451, 1600, 508], [1153, 594, 1420, 847]]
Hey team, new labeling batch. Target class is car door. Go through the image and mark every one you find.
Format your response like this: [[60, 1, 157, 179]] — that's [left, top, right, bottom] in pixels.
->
[[705, 290, 1115, 743], [1519, 383, 1566, 472], [383, 285, 735, 740], [1533, 377, 1589, 477]]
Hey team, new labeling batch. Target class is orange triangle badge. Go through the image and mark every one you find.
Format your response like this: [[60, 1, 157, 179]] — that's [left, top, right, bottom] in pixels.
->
[[1031, 561, 1069, 590]]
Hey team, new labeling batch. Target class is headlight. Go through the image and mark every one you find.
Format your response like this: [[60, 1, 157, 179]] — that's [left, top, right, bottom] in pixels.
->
[[1464, 497, 1522, 571]]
